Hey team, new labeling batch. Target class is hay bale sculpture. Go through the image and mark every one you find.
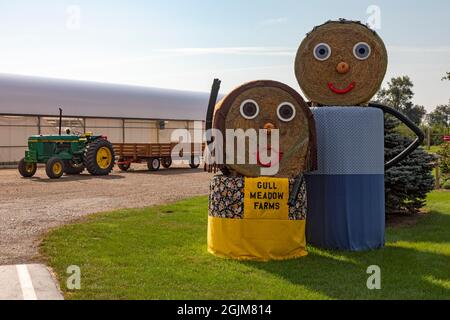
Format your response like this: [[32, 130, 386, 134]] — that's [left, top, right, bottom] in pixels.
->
[[294, 20, 424, 251], [206, 80, 317, 261]]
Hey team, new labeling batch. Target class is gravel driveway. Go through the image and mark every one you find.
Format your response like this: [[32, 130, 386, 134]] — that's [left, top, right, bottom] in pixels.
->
[[0, 165, 213, 265]]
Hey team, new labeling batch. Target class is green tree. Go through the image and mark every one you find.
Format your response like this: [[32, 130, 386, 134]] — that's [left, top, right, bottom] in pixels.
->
[[376, 76, 426, 125], [384, 116, 435, 214], [428, 104, 450, 127], [442, 72, 450, 81], [437, 143, 450, 187], [403, 104, 426, 126], [377, 76, 414, 109]]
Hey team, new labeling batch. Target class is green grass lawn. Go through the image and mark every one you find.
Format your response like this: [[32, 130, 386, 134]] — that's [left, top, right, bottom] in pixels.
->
[[427, 145, 442, 154], [41, 192, 450, 300]]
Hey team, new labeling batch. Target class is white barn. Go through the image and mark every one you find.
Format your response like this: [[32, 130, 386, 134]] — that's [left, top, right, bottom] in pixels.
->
[[0, 74, 211, 165]]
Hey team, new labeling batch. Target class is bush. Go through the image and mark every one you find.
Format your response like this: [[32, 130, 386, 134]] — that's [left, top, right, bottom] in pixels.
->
[[385, 116, 436, 214], [444, 181, 450, 190], [437, 143, 450, 185]]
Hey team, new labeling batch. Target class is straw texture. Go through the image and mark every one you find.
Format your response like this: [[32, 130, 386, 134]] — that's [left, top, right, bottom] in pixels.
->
[[295, 20, 388, 106], [212, 80, 317, 178]]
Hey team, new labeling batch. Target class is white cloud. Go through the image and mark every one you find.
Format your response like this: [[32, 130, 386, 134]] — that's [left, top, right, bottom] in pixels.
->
[[387, 45, 450, 53], [259, 17, 288, 26], [154, 47, 295, 56], [155, 45, 450, 57]]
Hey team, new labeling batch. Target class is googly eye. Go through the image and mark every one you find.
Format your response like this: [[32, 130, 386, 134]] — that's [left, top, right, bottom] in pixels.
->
[[239, 99, 260, 120], [313, 43, 332, 61], [353, 42, 371, 60], [277, 102, 296, 122]]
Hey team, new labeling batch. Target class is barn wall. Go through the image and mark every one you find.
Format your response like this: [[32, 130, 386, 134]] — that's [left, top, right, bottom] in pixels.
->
[[124, 119, 157, 144], [0, 115, 205, 165], [40, 117, 84, 135], [86, 118, 124, 143], [159, 120, 204, 144], [0, 116, 39, 164]]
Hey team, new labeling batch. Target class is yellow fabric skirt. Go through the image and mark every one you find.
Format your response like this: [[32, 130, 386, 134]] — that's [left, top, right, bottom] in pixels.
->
[[207, 216, 307, 261]]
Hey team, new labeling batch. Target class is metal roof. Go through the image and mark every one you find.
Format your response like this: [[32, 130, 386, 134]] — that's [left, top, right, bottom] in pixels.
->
[[0, 73, 212, 121]]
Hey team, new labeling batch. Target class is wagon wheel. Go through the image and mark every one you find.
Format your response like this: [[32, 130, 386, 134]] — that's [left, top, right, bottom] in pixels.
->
[[161, 157, 172, 169], [18, 158, 37, 178], [147, 158, 161, 171], [118, 163, 131, 171], [118, 158, 131, 172]]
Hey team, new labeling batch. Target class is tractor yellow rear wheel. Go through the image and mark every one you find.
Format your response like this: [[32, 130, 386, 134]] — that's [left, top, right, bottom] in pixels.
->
[[84, 139, 116, 176], [18, 158, 37, 178], [45, 157, 65, 179]]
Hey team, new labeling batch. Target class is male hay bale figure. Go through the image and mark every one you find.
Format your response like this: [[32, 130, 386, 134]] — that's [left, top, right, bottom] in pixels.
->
[[294, 20, 424, 251]]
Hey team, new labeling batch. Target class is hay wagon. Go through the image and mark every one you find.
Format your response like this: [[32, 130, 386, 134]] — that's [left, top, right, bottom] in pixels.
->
[[113, 142, 204, 172]]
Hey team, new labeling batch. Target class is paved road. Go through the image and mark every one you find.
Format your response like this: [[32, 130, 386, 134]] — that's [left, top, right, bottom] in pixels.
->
[[0, 165, 213, 265], [0, 264, 63, 300]]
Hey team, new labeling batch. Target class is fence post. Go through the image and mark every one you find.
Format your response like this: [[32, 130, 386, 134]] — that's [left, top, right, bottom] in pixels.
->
[[122, 119, 126, 143], [435, 158, 441, 190], [37, 116, 41, 135]]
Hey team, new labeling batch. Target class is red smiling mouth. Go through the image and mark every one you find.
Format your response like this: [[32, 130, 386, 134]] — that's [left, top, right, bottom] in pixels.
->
[[256, 148, 283, 168], [328, 82, 356, 94]]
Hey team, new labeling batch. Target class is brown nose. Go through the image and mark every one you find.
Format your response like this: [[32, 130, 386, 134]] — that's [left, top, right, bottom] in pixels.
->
[[336, 62, 350, 74], [263, 122, 276, 134]]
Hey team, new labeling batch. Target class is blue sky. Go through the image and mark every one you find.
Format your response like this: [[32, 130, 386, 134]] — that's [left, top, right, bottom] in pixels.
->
[[1, 0, 449, 111]]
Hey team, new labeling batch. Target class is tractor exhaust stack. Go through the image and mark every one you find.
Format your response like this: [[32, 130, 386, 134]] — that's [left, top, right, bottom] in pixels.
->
[[58, 107, 62, 136]]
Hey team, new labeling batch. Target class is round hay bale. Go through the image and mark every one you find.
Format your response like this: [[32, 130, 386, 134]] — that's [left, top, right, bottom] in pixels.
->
[[294, 20, 388, 106], [212, 80, 317, 178]]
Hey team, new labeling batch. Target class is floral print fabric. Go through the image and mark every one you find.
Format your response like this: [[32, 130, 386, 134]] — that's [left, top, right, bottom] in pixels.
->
[[209, 175, 307, 220]]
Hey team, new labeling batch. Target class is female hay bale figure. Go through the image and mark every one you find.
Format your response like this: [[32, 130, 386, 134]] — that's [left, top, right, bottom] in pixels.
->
[[206, 80, 318, 261], [294, 20, 424, 251]]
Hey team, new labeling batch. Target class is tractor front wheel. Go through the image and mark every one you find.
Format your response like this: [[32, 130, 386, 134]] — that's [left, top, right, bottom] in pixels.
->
[[64, 160, 85, 175], [84, 139, 115, 176], [46, 157, 65, 179], [18, 158, 37, 178], [147, 158, 160, 171]]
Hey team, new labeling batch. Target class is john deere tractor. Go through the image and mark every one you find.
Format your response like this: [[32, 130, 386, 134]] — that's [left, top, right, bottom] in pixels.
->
[[18, 133, 115, 179], [18, 109, 115, 179]]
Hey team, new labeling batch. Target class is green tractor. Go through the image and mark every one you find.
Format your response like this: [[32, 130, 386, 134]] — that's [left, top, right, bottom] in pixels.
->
[[18, 109, 115, 179]]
